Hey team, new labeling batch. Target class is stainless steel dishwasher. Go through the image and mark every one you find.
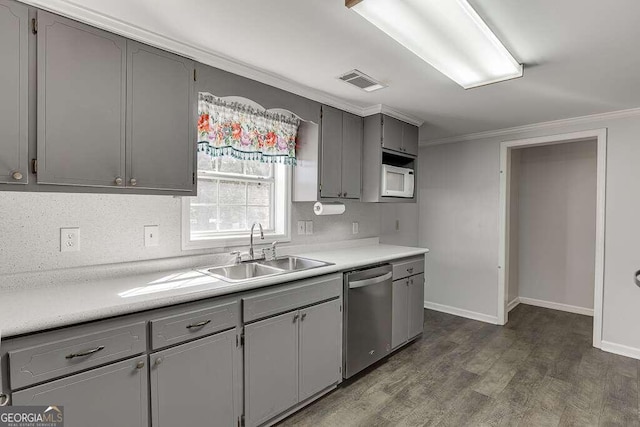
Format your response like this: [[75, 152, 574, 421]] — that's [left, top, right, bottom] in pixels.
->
[[343, 264, 393, 378]]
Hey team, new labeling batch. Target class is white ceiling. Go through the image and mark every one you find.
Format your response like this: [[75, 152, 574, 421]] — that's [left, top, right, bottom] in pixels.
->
[[35, 0, 640, 140]]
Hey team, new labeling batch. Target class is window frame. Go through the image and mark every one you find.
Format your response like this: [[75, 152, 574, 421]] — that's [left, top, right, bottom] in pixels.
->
[[182, 160, 291, 251]]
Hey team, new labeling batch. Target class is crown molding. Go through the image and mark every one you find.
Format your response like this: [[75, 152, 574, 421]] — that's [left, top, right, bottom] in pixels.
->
[[421, 106, 640, 146], [22, 0, 398, 119], [362, 104, 425, 126]]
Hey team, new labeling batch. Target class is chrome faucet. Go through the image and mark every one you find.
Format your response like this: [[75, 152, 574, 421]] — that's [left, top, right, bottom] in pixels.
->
[[249, 222, 264, 259]]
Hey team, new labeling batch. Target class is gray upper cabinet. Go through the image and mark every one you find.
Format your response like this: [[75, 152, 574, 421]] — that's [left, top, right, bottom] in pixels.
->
[[408, 273, 425, 339], [320, 105, 343, 198], [150, 329, 240, 427], [12, 357, 148, 427], [341, 112, 363, 199], [245, 311, 299, 427], [299, 299, 341, 401], [37, 11, 127, 187], [0, 0, 28, 185], [127, 40, 195, 191], [380, 114, 419, 156]]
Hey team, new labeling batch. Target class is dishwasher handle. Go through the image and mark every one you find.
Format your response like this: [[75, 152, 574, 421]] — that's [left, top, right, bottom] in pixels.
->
[[349, 272, 392, 289]]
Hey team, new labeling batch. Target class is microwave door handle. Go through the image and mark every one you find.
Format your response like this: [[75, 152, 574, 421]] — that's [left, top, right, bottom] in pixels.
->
[[349, 272, 393, 289]]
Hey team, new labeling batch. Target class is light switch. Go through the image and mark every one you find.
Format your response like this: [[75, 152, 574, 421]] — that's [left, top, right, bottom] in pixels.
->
[[305, 221, 314, 235], [60, 227, 80, 252], [297, 221, 306, 235], [352, 222, 359, 234], [144, 225, 160, 247]]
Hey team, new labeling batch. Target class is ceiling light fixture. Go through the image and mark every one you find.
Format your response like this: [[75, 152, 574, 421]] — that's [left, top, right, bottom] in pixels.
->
[[346, 0, 523, 89]]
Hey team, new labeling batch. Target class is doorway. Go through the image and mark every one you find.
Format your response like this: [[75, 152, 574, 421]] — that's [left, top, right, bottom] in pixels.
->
[[498, 129, 607, 348]]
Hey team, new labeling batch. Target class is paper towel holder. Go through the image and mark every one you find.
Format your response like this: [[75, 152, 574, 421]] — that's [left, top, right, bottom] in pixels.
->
[[313, 201, 346, 216]]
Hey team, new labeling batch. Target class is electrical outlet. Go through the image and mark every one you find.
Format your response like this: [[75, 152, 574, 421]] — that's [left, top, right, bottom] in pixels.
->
[[305, 220, 314, 235], [297, 221, 306, 235], [352, 222, 359, 234], [144, 225, 160, 247], [60, 227, 80, 252]]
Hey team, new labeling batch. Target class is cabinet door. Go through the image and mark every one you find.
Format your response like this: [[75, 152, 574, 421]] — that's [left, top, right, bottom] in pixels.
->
[[341, 112, 362, 199], [127, 41, 194, 191], [392, 278, 409, 349], [245, 311, 299, 427], [381, 115, 403, 153], [12, 357, 148, 427], [401, 122, 419, 156], [299, 299, 341, 401], [37, 11, 126, 187], [0, 0, 28, 185], [150, 329, 240, 427], [408, 273, 425, 339], [320, 105, 343, 198]]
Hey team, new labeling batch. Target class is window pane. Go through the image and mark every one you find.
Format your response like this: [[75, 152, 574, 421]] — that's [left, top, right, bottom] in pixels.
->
[[218, 156, 243, 174], [196, 179, 218, 204], [247, 182, 271, 206], [247, 207, 270, 228], [197, 152, 216, 172], [219, 181, 246, 205], [219, 206, 247, 231], [245, 161, 272, 177], [190, 205, 218, 232]]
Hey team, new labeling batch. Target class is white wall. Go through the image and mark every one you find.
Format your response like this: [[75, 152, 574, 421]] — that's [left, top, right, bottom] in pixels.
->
[[515, 140, 597, 310], [379, 204, 419, 246], [419, 112, 640, 354], [0, 193, 380, 275]]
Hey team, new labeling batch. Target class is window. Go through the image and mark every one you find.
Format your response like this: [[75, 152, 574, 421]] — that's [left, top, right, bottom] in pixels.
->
[[182, 153, 290, 249]]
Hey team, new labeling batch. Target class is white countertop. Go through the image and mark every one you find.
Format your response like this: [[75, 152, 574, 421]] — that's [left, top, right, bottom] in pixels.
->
[[0, 244, 428, 338]]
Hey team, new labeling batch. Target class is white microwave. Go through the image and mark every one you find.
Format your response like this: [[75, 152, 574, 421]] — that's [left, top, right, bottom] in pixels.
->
[[381, 164, 415, 198]]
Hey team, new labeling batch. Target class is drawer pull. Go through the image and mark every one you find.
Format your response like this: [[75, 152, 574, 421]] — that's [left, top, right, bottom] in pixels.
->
[[65, 345, 105, 359], [186, 320, 211, 329], [0, 393, 8, 407], [293, 314, 299, 322], [301, 313, 307, 321]]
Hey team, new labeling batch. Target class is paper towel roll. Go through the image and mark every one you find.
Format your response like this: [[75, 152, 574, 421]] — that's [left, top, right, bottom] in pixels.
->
[[313, 201, 346, 216]]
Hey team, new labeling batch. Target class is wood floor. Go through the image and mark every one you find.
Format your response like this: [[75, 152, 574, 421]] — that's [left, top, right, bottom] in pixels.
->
[[278, 304, 640, 426]]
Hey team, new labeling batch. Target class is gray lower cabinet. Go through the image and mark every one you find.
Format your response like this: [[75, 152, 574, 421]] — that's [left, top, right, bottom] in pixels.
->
[[12, 357, 148, 427], [392, 278, 409, 349], [37, 10, 127, 188], [298, 299, 341, 401], [0, 0, 28, 185], [245, 311, 299, 427], [150, 328, 240, 427], [392, 273, 425, 349], [127, 40, 195, 192], [408, 273, 425, 339]]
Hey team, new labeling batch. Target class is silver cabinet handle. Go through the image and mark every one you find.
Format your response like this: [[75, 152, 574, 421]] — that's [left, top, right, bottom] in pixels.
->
[[343, 192, 348, 197], [114, 176, 123, 185], [186, 319, 211, 329], [349, 272, 393, 289], [155, 357, 163, 366], [635, 270, 640, 288], [66, 345, 105, 359], [407, 267, 414, 274], [293, 313, 299, 322], [301, 313, 307, 321], [136, 360, 145, 370], [0, 393, 9, 407], [130, 178, 137, 186], [11, 171, 23, 180]]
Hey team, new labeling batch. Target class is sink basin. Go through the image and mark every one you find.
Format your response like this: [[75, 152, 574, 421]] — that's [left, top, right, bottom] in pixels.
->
[[259, 256, 331, 271], [199, 256, 333, 283], [203, 263, 284, 282]]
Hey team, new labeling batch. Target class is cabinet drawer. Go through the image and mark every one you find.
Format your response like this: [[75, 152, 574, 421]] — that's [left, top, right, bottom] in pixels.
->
[[150, 300, 238, 350], [9, 322, 146, 390], [392, 257, 425, 280], [243, 274, 341, 323]]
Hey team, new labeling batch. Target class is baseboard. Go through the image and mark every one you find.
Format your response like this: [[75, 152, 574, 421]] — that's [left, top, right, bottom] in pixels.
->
[[517, 297, 594, 316], [507, 298, 520, 312], [423, 301, 498, 325], [601, 341, 640, 360]]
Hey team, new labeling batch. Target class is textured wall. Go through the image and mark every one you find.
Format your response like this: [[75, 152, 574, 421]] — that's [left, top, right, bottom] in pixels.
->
[[0, 193, 380, 275]]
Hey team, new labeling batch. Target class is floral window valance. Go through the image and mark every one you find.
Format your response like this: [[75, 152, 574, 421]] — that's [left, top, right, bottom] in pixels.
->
[[197, 93, 301, 166]]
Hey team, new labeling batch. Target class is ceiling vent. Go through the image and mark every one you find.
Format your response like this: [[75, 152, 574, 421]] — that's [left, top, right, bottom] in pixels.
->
[[338, 69, 387, 92]]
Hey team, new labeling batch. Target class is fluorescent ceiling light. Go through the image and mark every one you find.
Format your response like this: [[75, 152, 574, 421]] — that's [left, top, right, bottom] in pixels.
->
[[347, 0, 523, 89]]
